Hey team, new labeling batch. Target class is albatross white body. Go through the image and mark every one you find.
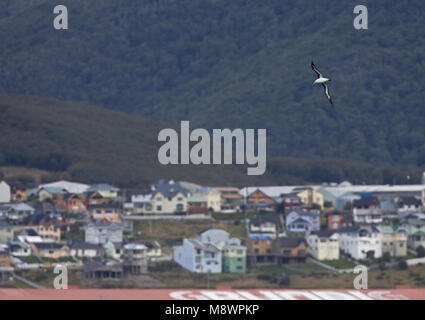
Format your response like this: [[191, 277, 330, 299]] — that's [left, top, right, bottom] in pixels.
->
[[311, 61, 333, 104], [313, 77, 330, 84]]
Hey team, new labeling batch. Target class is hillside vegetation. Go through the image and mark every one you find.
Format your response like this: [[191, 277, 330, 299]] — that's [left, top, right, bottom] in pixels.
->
[[0, 0, 424, 166], [0, 94, 276, 187], [0, 94, 423, 187]]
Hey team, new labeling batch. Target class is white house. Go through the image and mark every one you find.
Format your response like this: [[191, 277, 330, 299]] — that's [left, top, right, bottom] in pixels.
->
[[306, 230, 339, 261], [396, 196, 422, 214], [0, 181, 11, 203], [0, 203, 35, 221], [69, 242, 103, 258], [196, 228, 230, 246], [84, 221, 124, 245], [8, 241, 31, 257], [286, 209, 320, 233], [248, 215, 283, 238], [352, 197, 382, 224], [173, 238, 222, 273], [338, 226, 382, 260], [143, 181, 188, 215], [39, 180, 90, 194], [104, 241, 124, 260]]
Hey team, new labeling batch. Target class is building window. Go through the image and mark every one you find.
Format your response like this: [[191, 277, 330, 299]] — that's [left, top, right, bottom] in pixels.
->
[[283, 250, 291, 256]]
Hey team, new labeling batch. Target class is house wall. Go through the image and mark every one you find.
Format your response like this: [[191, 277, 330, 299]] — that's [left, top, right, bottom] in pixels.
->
[[145, 192, 187, 215], [0, 227, 14, 243], [339, 231, 382, 260], [247, 189, 275, 206], [353, 208, 383, 224], [173, 240, 195, 272], [381, 234, 407, 257], [192, 190, 221, 212], [286, 212, 320, 233], [70, 248, 98, 258], [67, 196, 86, 212], [0, 182, 11, 204], [85, 227, 123, 244], [0, 248, 11, 267], [246, 237, 274, 255], [174, 239, 222, 273], [277, 243, 308, 258], [38, 189, 53, 201], [307, 235, 339, 260], [91, 208, 120, 222], [36, 225, 61, 242], [403, 222, 425, 249], [197, 229, 229, 246], [297, 189, 324, 208], [35, 248, 67, 259], [11, 189, 27, 202], [327, 215, 343, 230], [222, 246, 246, 273]]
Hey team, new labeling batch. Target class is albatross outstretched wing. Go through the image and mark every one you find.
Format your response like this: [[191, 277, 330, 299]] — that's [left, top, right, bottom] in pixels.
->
[[311, 61, 322, 79], [322, 83, 333, 104]]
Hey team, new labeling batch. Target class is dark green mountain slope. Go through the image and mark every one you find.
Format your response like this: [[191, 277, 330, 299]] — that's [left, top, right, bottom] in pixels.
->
[[0, 94, 279, 187], [0, 0, 424, 165], [0, 94, 423, 188]]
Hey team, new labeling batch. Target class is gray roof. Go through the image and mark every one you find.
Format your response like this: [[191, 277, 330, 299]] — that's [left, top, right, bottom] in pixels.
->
[[69, 242, 101, 250], [250, 215, 282, 226], [276, 237, 307, 248], [310, 230, 337, 238], [337, 225, 379, 234], [288, 208, 320, 217], [33, 242, 65, 250], [188, 239, 220, 253], [152, 181, 188, 198]]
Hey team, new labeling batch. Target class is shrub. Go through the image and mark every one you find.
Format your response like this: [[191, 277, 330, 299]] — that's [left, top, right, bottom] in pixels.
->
[[256, 274, 278, 283], [279, 275, 291, 287], [416, 246, 425, 258], [398, 261, 408, 270]]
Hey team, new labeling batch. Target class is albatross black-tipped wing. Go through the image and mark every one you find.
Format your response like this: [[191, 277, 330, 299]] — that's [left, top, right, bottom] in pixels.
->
[[322, 83, 333, 104], [311, 61, 322, 78]]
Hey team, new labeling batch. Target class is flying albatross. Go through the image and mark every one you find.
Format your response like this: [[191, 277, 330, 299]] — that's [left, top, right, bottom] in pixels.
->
[[311, 61, 333, 104]]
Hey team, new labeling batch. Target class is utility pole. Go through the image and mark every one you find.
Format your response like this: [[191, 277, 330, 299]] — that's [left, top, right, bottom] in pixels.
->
[[244, 187, 248, 236]]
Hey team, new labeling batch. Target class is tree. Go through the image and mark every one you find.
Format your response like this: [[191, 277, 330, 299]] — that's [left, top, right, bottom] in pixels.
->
[[343, 202, 353, 211], [311, 203, 321, 210], [279, 275, 291, 287], [381, 252, 391, 263], [398, 261, 408, 270], [417, 246, 425, 258], [324, 200, 333, 208]]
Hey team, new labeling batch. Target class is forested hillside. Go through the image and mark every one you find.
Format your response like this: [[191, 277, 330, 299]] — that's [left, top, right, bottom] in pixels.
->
[[0, 0, 424, 166], [0, 94, 423, 187]]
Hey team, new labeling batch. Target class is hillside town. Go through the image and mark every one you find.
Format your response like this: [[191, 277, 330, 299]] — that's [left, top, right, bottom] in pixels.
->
[[1, 175, 425, 288]]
